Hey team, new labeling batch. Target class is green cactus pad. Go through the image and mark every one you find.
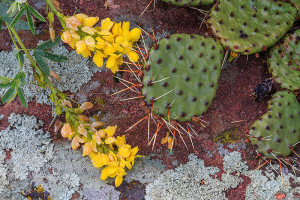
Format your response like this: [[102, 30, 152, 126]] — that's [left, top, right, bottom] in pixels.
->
[[207, 0, 297, 55], [142, 34, 224, 122], [162, 0, 214, 6], [268, 30, 300, 91], [249, 91, 300, 159]]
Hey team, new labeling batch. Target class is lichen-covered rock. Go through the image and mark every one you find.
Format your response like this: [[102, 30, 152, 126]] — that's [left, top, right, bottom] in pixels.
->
[[208, 0, 297, 55], [268, 29, 300, 91], [249, 91, 300, 159], [162, 0, 214, 6], [142, 34, 224, 122]]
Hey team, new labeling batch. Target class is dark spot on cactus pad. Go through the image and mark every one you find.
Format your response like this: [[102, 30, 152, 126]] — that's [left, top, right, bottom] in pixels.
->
[[266, 126, 270, 130], [240, 5, 244, 9], [251, 127, 256, 130], [239, 30, 248, 39], [190, 65, 195, 69], [279, 125, 283, 129], [291, 129, 296, 134], [198, 82, 202, 87], [210, 83, 214, 87], [252, 14, 257, 18], [181, 112, 186, 117], [264, 7, 268, 11], [203, 68, 207, 72], [276, 11, 279, 15], [179, 56, 183, 60], [162, 82, 168, 87], [192, 97, 197, 102], [204, 101, 209, 106], [153, 44, 159, 50], [213, 65, 217, 70], [267, 149, 273, 153], [289, 114, 294, 118], [145, 65, 150, 71], [201, 42, 206, 46], [199, 53, 204, 57], [185, 77, 190, 81], [147, 81, 153, 86], [166, 35, 170, 39], [166, 45, 171, 49], [211, 55, 215, 59], [268, 115, 272, 118], [230, 12, 234, 17], [177, 90, 183, 96], [212, 46, 216, 50], [176, 37, 182, 41], [171, 68, 177, 73], [219, 20, 223, 24], [188, 46, 192, 50], [157, 58, 162, 63]]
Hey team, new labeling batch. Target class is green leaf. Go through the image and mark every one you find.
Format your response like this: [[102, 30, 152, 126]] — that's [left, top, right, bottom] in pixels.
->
[[2, 16, 30, 30], [28, 5, 46, 22], [26, 6, 34, 34], [34, 51, 50, 76], [0, 82, 13, 88], [10, 7, 25, 27], [20, 72, 26, 86], [0, 19, 3, 30], [16, 51, 24, 67], [0, 76, 11, 83], [17, 87, 28, 109], [12, 72, 22, 82], [2, 84, 16, 103], [37, 50, 68, 62], [36, 37, 61, 50], [6, 1, 17, 17]]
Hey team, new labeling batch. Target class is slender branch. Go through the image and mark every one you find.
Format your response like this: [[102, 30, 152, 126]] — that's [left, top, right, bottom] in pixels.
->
[[45, 0, 66, 29]]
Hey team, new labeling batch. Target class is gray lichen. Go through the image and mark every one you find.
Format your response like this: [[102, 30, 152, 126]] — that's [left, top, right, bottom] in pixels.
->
[[145, 154, 243, 200]]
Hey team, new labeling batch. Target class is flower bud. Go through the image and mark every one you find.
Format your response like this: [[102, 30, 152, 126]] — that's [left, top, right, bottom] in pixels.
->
[[65, 16, 82, 30], [83, 17, 99, 27], [78, 115, 90, 122], [79, 102, 94, 111], [61, 31, 72, 44], [91, 121, 105, 128], [61, 123, 72, 138], [76, 40, 87, 54]]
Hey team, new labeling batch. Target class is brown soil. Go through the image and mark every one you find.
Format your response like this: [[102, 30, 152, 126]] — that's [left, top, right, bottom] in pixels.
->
[[0, 0, 299, 200]]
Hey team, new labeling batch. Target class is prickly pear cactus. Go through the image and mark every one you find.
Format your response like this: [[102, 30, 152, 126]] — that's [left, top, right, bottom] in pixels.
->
[[142, 34, 224, 122], [249, 91, 300, 159], [162, 0, 214, 6], [268, 30, 300, 91], [207, 0, 297, 55]]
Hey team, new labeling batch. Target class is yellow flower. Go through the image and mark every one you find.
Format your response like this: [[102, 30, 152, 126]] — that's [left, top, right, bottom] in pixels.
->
[[84, 36, 95, 50], [115, 168, 127, 187], [103, 125, 117, 137], [127, 51, 139, 62], [92, 130, 105, 144], [83, 17, 99, 27], [70, 29, 81, 40], [95, 37, 107, 49], [120, 158, 132, 170], [126, 146, 140, 165], [61, 123, 72, 138], [115, 135, 126, 147], [81, 48, 91, 58], [61, 31, 72, 44], [113, 43, 123, 52], [76, 40, 87, 54], [103, 45, 116, 55], [100, 166, 118, 180], [105, 137, 116, 144], [102, 35, 114, 43], [81, 26, 95, 35], [118, 144, 131, 158], [74, 13, 88, 23], [77, 124, 87, 137], [115, 36, 124, 45], [106, 54, 123, 73], [71, 135, 84, 150], [112, 22, 122, 37], [129, 28, 141, 42], [101, 18, 114, 32], [93, 51, 104, 68], [122, 21, 130, 32], [65, 16, 82, 30], [90, 152, 109, 168], [82, 140, 97, 156], [121, 40, 133, 53]]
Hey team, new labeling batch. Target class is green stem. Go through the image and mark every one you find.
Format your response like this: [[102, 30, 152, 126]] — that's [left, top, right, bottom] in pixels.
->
[[45, 0, 66, 29], [9, 26, 57, 96]]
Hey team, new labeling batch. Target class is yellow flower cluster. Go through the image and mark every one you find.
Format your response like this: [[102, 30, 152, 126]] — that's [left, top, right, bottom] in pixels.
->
[[61, 14, 142, 73], [61, 102, 141, 187]]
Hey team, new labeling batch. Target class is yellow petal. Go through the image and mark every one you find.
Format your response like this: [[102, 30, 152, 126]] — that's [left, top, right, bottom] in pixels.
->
[[61, 123, 72, 138], [83, 17, 99, 27], [129, 28, 141, 42], [101, 18, 114, 31], [122, 30, 130, 42], [91, 121, 105, 128], [115, 135, 126, 147], [102, 35, 114, 43], [105, 137, 116, 144], [77, 125, 87, 137], [104, 125, 117, 137], [122, 21, 130, 32], [115, 36, 124, 44], [75, 13, 88, 23], [112, 22, 122, 36], [100, 167, 109, 180], [115, 175, 123, 187], [82, 142, 92, 156], [61, 31, 72, 43], [83, 36, 95, 48], [113, 43, 123, 52], [127, 51, 139, 62], [106, 56, 116, 69], [104, 46, 116, 55], [78, 115, 90, 122], [76, 40, 86, 54], [81, 26, 95, 35], [65, 16, 82, 29], [125, 161, 132, 170], [119, 145, 131, 158], [81, 48, 91, 58], [110, 64, 120, 74]]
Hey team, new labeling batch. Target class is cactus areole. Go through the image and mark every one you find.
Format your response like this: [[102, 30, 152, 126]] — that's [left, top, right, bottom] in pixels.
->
[[142, 34, 224, 122], [208, 0, 297, 55]]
